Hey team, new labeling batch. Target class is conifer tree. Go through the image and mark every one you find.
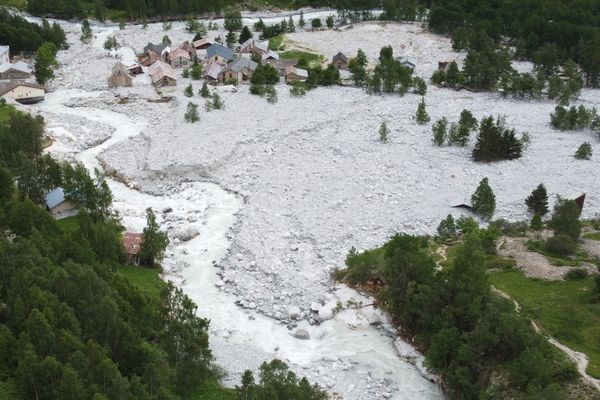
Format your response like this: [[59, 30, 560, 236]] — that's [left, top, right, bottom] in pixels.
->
[[239, 26, 252, 44], [141, 208, 169, 266], [472, 116, 522, 162], [416, 98, 430, 124], [437, 214, 457, 237], [299, 10, 305, 28], [432, 118, 448, 146], [379, 121, 389, 143], [471, 177, 496, 220], [551, 198, 581, 240], [287, 16, 295, 32], [574, 142, 592, 160], [184, 84, 193, 97], [184, 102, 199, 123], [525, 184, 549, 216], [199, 81, 210, 98], [226, 31, 237, 48], [162, 35, 171, 45], [448, 122, 470, 146]]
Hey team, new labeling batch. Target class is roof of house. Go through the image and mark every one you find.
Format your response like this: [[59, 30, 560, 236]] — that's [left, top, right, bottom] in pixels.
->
[[170, 47, 191, 60], [399, 56, 417, 68], [193, 38, 214, 48], [222, 57, 258, 74], [0, 81, 44, 96], [333, 52, 347, 63], [144, 43, 169, 55], [262, 51, 279, 60], [123, 232, 143, 255], [0, 61, 32, 74], [110, 61, 130, 76], [0, 46, 8, 57], [178, 41, 195, 52], [204, 61, 223, 80], [285, 66, 308, 78], [149, 60, 177, 82], [240, 38, 269, 53], [44, 187, 67, 209], [206, 44, 234, 60]]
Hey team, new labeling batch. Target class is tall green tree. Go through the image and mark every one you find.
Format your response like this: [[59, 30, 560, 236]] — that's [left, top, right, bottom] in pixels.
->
[[34, 42, 58, 85], [471, 177, 496, 220], [525, 184, 549, 216], [140, 207, 169, 266], [551, 198, 581, 241], [416, 98, 430, 124]]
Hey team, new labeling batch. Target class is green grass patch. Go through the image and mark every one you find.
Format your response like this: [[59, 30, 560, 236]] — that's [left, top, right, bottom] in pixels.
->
[[584, 232, 600, 241], [268, 34, 285, 51], [117, 265, 165, 297], [0, 0, 27, 10], [56, 216, 80, 234], [280, 50, 324, 67], [185, 380, 236, 400], [489, 269, 600, 378]]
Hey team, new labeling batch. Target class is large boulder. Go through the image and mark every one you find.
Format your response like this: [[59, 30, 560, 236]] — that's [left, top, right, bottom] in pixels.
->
[[172, 226, 200, 242], [293, 329, 310, 340], [287, 306, 301, 320]]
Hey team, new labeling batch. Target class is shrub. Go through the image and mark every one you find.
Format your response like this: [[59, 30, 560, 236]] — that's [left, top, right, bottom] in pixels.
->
[[486, 256, 516, 270], [289, 82, 308, 97], [544, 234, 577, 256], [551, 198, 581, 240], [437, 214, 457, 238], [191, 64, 202, 80], [184, 102, 199, 123], [564, 268, 588, 280], [530, 214, 543, 231], [379, 121, 389, 143], [574, 142, 592, 160], [184, 84, 193, 97]]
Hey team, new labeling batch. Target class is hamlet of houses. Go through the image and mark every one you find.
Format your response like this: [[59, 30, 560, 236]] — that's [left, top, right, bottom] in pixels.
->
[[0, 45, 45, 104], [106, 35, 332, 89]]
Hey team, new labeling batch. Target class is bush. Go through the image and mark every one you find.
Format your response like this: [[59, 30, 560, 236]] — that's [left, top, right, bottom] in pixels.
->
[[564, 268, 588, 280], [344, 247, 380, 284], [432, 118, 448, 146], [551, 198, 581, 240], [486, 256, 516, 270], [530, 214, 543, 231], [526, 184, 549, 216], [544, 234, 577, 256], [289, 82, 308, 97], [416, 98, 430, 124], [250, 84, 277, 103], [574, 142, 592, 160]]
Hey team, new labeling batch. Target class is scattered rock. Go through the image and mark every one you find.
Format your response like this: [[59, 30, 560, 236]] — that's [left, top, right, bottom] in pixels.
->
[[293, 329, 310, 340], [288, 306, 301, 320], [172, 226, 200, 242], [162, 206, 173, 213]]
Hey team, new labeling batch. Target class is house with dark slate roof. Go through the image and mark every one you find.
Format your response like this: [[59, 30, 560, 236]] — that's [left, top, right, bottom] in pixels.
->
[[219, 57, 258, 84], [332, 52, 348, 69], [206, 44, 234, 66], [44, 188, 77, 218]]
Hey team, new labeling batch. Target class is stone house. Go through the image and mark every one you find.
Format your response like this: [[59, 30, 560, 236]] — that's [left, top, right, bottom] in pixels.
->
[[107, 62, 133, 88]]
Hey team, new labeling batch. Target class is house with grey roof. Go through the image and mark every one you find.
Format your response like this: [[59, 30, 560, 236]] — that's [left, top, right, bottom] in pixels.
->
[[240, 39, 269, 57], [285, 66, 308, 84], [398, 56, 417, 71], [143, 43, 170, 63], [262, 58, 298, 77], [0, 61, 32, 80], [206, 44, 234, 66], [219, 57, 258, 84], [44, 187, 77, 218], [332, 52, 348, 69]]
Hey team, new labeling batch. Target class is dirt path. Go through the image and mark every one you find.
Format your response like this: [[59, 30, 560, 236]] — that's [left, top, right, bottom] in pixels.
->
[[492, 287, 600, 391], [497, 237, 597, 280]]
